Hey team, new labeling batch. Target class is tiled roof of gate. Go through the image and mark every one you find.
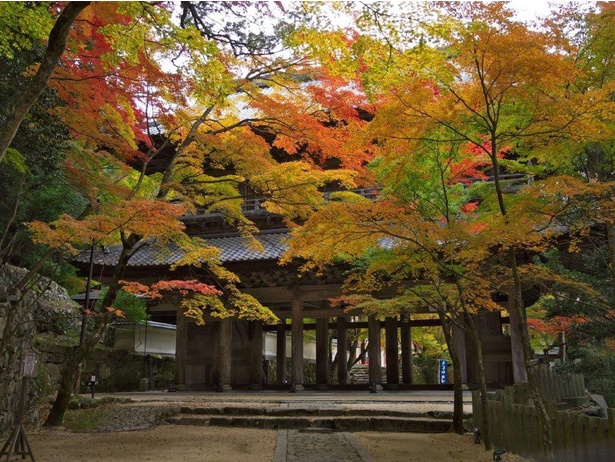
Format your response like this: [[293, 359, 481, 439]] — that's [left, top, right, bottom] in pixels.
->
[[74, 231, 289, 267]]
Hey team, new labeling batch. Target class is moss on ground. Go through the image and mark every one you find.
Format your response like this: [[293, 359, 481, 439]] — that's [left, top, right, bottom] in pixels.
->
[[61, 405, 113, 432]]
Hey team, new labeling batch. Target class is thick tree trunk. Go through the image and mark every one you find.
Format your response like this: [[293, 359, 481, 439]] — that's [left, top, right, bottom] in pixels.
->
[[0, 2, 90, 164], [47, 354, 77, 426], [45, 314, 108, 426]]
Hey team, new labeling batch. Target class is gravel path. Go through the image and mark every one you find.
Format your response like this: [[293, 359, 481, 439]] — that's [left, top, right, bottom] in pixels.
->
[[91, 404, 179, 432]]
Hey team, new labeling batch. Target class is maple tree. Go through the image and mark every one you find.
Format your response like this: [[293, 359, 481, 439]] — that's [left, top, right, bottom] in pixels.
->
[[284, 2, 615, 457], [535, 2, 615, 323], [284, 131, 502, 440], [377, 5, 614, 459], [4, 2, 614, 449], [0, 2, 89, 164], [523, 2, 615, 407], [0, 4, 92, 283], [4, 1, 372, 425], [279, 3, 504, 444]]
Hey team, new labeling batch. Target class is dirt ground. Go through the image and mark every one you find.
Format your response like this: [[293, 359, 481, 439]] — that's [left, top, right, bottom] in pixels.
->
[[357, 432, 531, 462], [28, 425, 531, 462], [29, 425, 277, 462]]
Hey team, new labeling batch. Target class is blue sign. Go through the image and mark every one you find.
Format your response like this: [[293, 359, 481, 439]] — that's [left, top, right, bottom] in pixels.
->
[[438, 359, 449, 384]]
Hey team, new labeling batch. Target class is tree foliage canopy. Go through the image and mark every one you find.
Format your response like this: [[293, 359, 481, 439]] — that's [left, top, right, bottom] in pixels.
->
[[2, 4, 615, 426]]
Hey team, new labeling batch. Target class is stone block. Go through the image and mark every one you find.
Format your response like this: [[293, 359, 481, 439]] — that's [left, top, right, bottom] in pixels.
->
[[193, 407, 223, 415], [7, 382, 16, 395], [590, 394, 608, 417], [317, 409, 344, 417], [46, 363, 61, 381], [81, 397, 97, 409], [99, 364, 111, 380], [333, 417, 371, 431], [223, 407, 264, 416]]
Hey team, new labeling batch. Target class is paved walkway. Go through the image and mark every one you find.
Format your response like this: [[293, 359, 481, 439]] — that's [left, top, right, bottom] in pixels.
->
[[269, 400, 378, 462], [275, 429, 374, 462]]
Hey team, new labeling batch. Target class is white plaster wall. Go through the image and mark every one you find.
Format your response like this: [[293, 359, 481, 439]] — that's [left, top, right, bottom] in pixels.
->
[[114, 324, 176, 356], [134, 324, 176, 355], [263, 332, 337, 361]]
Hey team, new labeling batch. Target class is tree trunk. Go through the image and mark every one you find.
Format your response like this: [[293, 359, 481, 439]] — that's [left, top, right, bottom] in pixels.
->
[[606, 223, 615, 300], [45, 235, 136, 427], [509, 248, 554, 462], [440, 315, 464, 434], [464, 312, 492, 450], [46, 353, 77, 426], [45, 314, 109, 426], [0, 178, 24, 258], [489, 140, 554, 462], [0, 2, 90, 163]]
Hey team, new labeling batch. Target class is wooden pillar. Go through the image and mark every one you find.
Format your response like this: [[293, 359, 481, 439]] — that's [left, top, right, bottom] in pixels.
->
[[175, 306, 187, 387], [250, 321, 263, 388], [276, 319, 286, 385], [452, 317, 468, 384], [316, 317, 329, 388], [336, 316, 348, 385], [385, 317, 400, 385], [218, 318, 232, 391], [367, 315, 382, 385], [508, 299, 528, 383], [291, 297, 304, 389], [400, 314, 412, 384]]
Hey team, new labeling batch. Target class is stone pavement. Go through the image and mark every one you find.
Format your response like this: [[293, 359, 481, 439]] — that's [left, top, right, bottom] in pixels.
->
[[275, 429, 374, 462], [89, 404, 180, 432]]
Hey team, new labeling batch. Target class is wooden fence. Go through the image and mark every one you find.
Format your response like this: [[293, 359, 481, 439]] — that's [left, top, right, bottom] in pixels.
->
[[473, 368, 615, 461], [535, 366, 585, 403]]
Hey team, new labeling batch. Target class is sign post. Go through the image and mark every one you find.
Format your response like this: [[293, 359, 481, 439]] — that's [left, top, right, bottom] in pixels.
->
[[86, 375, 99, 399], [1, 350, 37, 461], [438, 359, 449, 384]]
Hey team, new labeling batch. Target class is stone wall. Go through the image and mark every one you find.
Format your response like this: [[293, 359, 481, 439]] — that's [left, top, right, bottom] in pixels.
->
[[265, 358, 317, 385], [0, 264, 80, 436], [0, 264, 177, 436], [35, 343, 175, 393], [0, 285, 31, 436]]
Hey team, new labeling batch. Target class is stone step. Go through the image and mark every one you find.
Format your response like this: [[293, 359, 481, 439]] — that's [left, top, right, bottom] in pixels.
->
[[348, 364, 403, 385], [178, 406, 464, 420], [168, 414, 452, 433]]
